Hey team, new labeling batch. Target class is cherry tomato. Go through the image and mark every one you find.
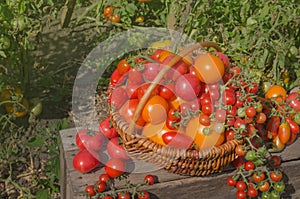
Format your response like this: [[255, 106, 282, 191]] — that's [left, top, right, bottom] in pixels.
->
[[165, 118, 177, 130], [270, 170, 283, 182], [194, 53, 225, 84], [245, 106, 256, 118], [96, 181, 106, 192], [128, 68, 144, 85], [261, 191, 271, 199], [234, 118, 245, 128], [265, 85, 286, 103], [99, 173, 110, 183], [144, 174, 155, 185], [143, 62, 161, 81], [269, 155, 281, 167], [107, 137, 130, 160], [215, 109, 227, 122], [73, 149, 100, 173], [110, 86, 128, 109], [245, 150, 256, 161], [235, 145, 246, 156], [159, 82, 175, 100], [103, 5, 115, 18], [167, 108, 180, 121], [270, 190, 280, 199], [213, 51, 230, 69], [236, 190, 246, 199], [236, 181, 247, 191], [126, 84, 139, 99], [244, 161, 255, 171], [110, 69, 122, 86], [225, 129, 235, 141], [110, 13, 121, 23], [142, 122, 172, 146], [266, 116, 280, 139], [278, 122, 291, 144], [99, 117, 118, 139], [222, 89, 236, 105], [85, 185, 96, 196], [103, 196, 113, 199], [287, 92, 300, 111], [119, 99, 145, 128], [162, 131, 193, 149], [246, 83, 259, 94], [105, 158, 125, 178], [75, 129, 104, 151], [253, 171, 265, 183], [256, 112, 267, 124], [259, 181, 270, 192], [273, 181, 285, 192], [175, 74, 201, 101], [232, 156, 246, 168], [117, 59, 131, 75], [137, 191, 150, 199], [117, 192, 131, 199], [247, 186, 258, 198], [199, 113, 210, 126], [142, 95, 169, 124], [201, 103, 214, 116], [226, 176, 236, 187]]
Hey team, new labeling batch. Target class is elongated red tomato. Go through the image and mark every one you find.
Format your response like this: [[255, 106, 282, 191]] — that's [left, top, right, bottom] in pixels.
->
[[286, 118, 299, 134], [266, 116, 280, 139], [278, 122, 291, 144], [162, 131, 193, 149]]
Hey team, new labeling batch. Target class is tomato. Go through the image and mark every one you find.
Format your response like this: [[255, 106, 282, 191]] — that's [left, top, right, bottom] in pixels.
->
[[5, 98, 29, 117], [286, 132, 297, 145], [269, 155, 281, 167], [165, 118, 177, 130], [105, 158, 125, 178], [278, 122, 291, 144], [162, 131, 193, 149], [0, 85, 22, 102], [99, 173, 110, 183], [215, 109, 227, 122], [270, 170, 283, 182], [107, 137, 130, 160], [201, 103, 214, 116], [142, 95, 169, 124], [245, 107, 256, 118], [226, 176, 236, 187], [73, 149, 100, 173], [135, 16, 145, 23], [117, 192, 131, 199], [158, 50, 173, 62], [236, 181, 247, 191], [259, 181, 270, 192], [186, 118, 225, 150], [245, 150, 256, 161], [103, 196, 113, 199], [270, 190, 280, 199], [167, 108, 180, 121], [137, 84, 159, 100], [110, 87, 128, 109], [128, 68, 144, 85], [265, 85, 286, 103], [99, 117, 118, 139], [103, 5, 115, 18], [159, 82, 175, 100], [247, 186, 258, 198], [256, 112, 267, 124], [137, 191, 150, 199], [261, 191, 271, 199], [85, 185, 96, 196], [143, 62, 161, 81], [222, 89, 236, 105], [232, 156, 246, 168], [225, 129, 235, 141], [234, 118, 245, 128], [110, 69, 122, 86], [287, 92, 300, 111], [194, 53, 225, 84], [96, 181, 106, 192], [246, 83, 259, 94], [273, 181, 285, 192], [235, 145, 246, 156], [142, 122, 173, 146], [144, 174, 155, 185], [175, 74, 201, 101], [266, 116, 280, 139], [213, 52, 230, 69], [119, 99, 145, 128], [117, 59, 131, 75], [126, 84, 139, 99], [199, 113, 210, 126], [110, 13, 121, 23], [253, 172, 265, 183], [272, 135, 285, 151], [244, 161, 255, 171], [75, 129, 104, 151], [164, 60, 188, 80], [286, 118, 299, 134], [236, 190, 246, 199]]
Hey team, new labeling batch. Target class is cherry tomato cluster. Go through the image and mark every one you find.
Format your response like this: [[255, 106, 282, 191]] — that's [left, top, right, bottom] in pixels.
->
[[103, 5, 120, 23]]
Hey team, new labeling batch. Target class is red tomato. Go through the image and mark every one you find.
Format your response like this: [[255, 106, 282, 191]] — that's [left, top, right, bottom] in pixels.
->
[[105, 158, 125, 178], [235, 145, 246, 156], [236, 191, 246, 199], [142, 122, 173, 146], [265, 85, 287, 103], [278, 122, 291, 144], [119, 99, 145, 128], [258, 181, 270, 192], [99, 173, 110, 183], [266, 116, 280, 139], [144, 174, 155, 185], [167, 107, 180, 121], [110, 13, 121, 23], [270, 170, 283, 182], [226, 176, 236, 187], [126, 84, 139, 99], [85, 185, 96, 196], [232, 156, 246, 168], [215, 109, 227, 122], [110, 86, 128, 109], [110, 69, 122, 86], [75, 129, 104, 151], [244, 161, 255, 171], [245, 106, 256, 118], [142, 95, 169, 124], [99, 117, 118, 139], [128, 68, 144, 85], [236, 181, 247, 191], [117, 59, 131, 75], [287, 92, 300, 111], [117, 192, 131, 199], [253, 172, 265, 183], [107, 137, 130, 160], [143, 62, 161, 81], [247, 187, 258, 198], [103, 196, 113, 199], [222, 89, 236, 105], [286, 117, 299, 134], [137, 83, 159, 100], [96, 181, 106, 192], [175, 74, 201, 101], [137, 191, 150, 199], [269, 155, 281, 167], [164, 60, 188, 80], [256, 112, 267, 124], [103, 5, 115, 18], [213, 52, 230, 69], [162, 131, 193, 149], [194, 53, 225, 84], [159, 82, 175, 100], [73, 149, 100, 173]]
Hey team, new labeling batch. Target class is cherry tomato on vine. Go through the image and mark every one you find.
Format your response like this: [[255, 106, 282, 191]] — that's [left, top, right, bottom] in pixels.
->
[[226, 176, 236, 186], [235, 145, 246, 156], [103, 195, 113, 199], [96, 181, 106, 192], [110, 13, 121, 23], [236, 181, 247, 191], [245, 150, 256, 161], [144, 174, 155, 185], [258, 181, 270, 192], [245, 107, 256, 118], [247, 186, 258, 198], [270, 170, 283, 182], [236, 190, 246, 199], [110, 86, 128, 109], [265, 85, 287, 103], [261, 191, 271, 199], [253, 171, 265, 183], [117, 59, 131, 75], [270, 190, 281, 199], [99, 173, 110, 184], [215, 109, 227, 122], [244, 161, 255, 171], [175, 74, 201, 101], [269, 155, 281, 167], [99, 117, 118, 139], [162, 131, 193, 149], [159, 82, 175, 100], [287, 92, 300, 111], [273, 181, 285, 192], [256, 112, 267, 124], [105, 158, 125, 178], [222, 89, 236, 105], [107, 137, 130, 160], [118, 192, 131, 199], [103, 5, 115, 18], [137, 191, 150, 199], [278, 122, 291, 144], [85, 185, 96, 196]]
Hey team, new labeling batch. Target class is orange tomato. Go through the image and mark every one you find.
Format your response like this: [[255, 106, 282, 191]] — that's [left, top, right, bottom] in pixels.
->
[[142, 95, 169, 124], [5, 98, 29, 117], [278, 122, 291, 144], [0, 85, 22, 102], [265, 85, 286, 103], [194, 53, 225, 84], [158, 50, 173, 62], [186, 118, 225, 150], [142, 122, 174, 146]]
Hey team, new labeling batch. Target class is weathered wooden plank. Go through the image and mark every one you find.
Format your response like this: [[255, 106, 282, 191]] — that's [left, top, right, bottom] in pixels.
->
[[60, 128, 300, 198]]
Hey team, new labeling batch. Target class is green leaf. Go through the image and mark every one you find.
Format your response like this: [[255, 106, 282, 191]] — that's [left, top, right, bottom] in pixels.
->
[[26, 136, 47, 147], [0, 50, 7, 58], [58, 118, 68, 130], [36, 189, 49, 199]]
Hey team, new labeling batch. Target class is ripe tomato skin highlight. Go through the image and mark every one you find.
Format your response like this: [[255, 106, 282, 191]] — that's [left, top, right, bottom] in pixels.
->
[[144, 174, 155, 185], [270, 170, 283, 182], [226, 176, 236, 186], [286, 117, 299, 134], [287, 92, 300, 111], [253, 172, 265, 183], [85, 185, 96, 196], [236, 181, 247, 191], [137, 191, 150, 199], [117, 192, 131, 199], [105, 158, 125, 178], [194, 53, 225, 84], [99, 173, 110, 183], [73, 149, 100, 173]]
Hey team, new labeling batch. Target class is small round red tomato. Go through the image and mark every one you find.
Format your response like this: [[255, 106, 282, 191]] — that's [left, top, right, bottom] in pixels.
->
[[117, 59, 131, 75], [103, 196, 113, 199], [126, 84, 139, 99], [99, 117, 118, 139], [259, 181, 270, 192], [128, 68, 144, 85], [245, 106, 256, 118], [236, 190, 246, 199], [287, 92, 300, 111], [107, 137, 130, 160], [167, 108, 180, 121], [253, 171, 265, 183], [265, 85, 286, 103], [137, 84, 159, 100], [226, 176, 236, 187], [143, 62, 161, 81], [234, 118, 245, 128], [110, 13, 120, 23], [269, 155, 281, 167], [175, 74, 201, 101], [165, 118, 177, 130], [236, 181, 247, 191], [222, 89, 236, 105], [194, 53, 225, 84], [199, 113, 210, 126], [137, 191, 150, 199], [256, 112, 267, 124], [235, 145, 246, 156], [110, 86, 128, 109], [246, 83, 259, 94], [119, 99, 145, 128], [99, 173, 110, 183], [142, 95, 169, 124], [162, 131, 193, 149], [110, 69, 122, 86], [215, 109, 227, 122], [105, 158, 125, 178], [159, 82, 175, 100], [202, 103, 214, 116], [85, 185, 96, 196], [213, 52, 230, 69], [244, 161, 255, 171], [247, 186, 258, 198], [103, 5, 115, 18], [117, 192, 131, 199], [75, 129, 104, 151], [96, 181, 106, 192], [144, 174, 155, 185], [270, 170, 283, 182], [73, 150, 100, 173]]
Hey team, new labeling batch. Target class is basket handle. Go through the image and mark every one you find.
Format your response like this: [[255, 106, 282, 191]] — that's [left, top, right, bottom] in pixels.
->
[[127, 42, 222, 136]]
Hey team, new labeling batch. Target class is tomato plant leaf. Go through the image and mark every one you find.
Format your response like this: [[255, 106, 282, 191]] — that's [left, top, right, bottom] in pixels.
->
[[36, 188, 50, 199], [26, 136, 47, 147]]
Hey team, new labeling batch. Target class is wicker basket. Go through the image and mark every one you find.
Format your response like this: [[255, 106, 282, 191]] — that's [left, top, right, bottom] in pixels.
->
[[108, 42, 243, 176]]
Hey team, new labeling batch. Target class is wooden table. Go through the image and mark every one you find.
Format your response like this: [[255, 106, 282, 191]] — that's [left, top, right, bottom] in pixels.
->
[[60, 128, 300, 199]]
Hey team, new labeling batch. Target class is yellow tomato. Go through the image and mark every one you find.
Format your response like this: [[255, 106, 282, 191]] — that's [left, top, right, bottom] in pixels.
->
[[186, 118, 225, 150], [5, 98, 29, 117], [0, 85, 22, 102]]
